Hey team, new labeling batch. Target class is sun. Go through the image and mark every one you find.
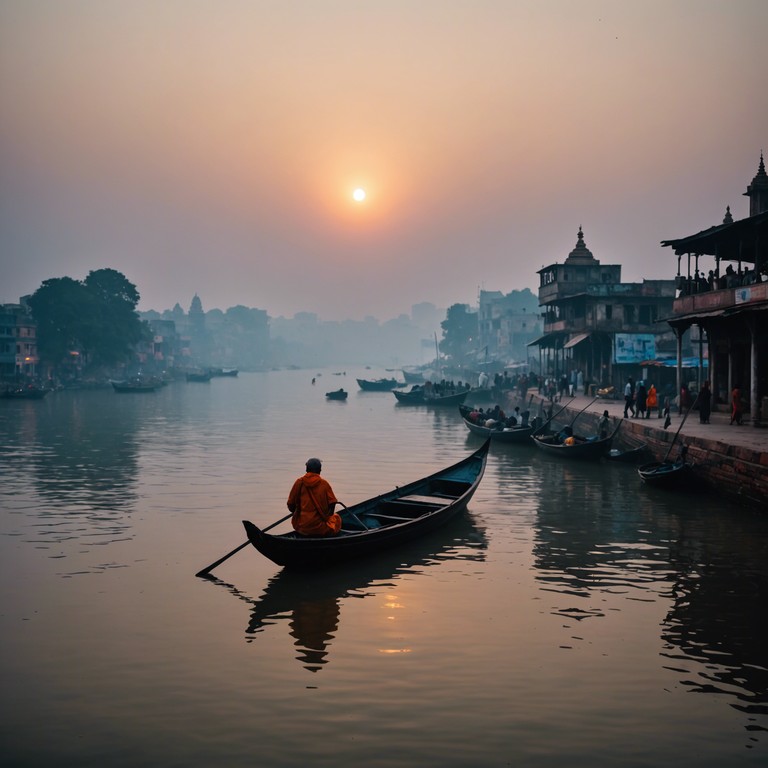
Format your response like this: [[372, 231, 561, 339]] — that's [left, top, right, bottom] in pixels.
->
[[352, 188, 366, 202]]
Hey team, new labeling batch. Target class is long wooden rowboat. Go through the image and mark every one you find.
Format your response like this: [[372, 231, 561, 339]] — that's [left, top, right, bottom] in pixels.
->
[[242, 439, 490, 569], [393, 387, 468, 406], [531, 431, 615, 459]]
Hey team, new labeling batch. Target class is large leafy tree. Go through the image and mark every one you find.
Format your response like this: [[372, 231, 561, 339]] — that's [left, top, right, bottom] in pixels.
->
[[28, 269, 149, 374], [439, 304, 478, 364]]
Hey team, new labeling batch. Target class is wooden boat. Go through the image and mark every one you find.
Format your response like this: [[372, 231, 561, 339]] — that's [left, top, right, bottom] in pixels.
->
[[606, 443, 648, 463], [638, 446, 694, 488], [531, 430, 615, 460], [401, 368, 425, 384], [186, 370, 212, 382], [1, 385, 49, 399], [393, 386, 468, 406], [110, 378, 158, 393], [325, 388, 348, 400], [356, 377, 400, 391], [459, 405, 534, 443], [242, 439, 490, 568]]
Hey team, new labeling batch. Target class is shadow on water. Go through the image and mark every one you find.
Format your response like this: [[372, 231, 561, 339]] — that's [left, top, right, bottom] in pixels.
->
[[204, 513, 487, 672]]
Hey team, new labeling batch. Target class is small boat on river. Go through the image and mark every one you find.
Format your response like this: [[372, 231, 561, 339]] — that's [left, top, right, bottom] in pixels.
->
[[638, 447, 694, 488], [325, 388, 348, 400], [393, 385, 468, 407], [459, 405, 534, 443], [1, 385, 50, 399], [186, 370, 212, 382], [356, 377, 400, 391], [242, 439, 490, 569], [111, 378, 158, 393], [531, 428, 616, 460]]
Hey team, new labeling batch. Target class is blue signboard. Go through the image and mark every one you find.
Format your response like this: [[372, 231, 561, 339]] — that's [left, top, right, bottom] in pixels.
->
[[614, 333, 656, 364]]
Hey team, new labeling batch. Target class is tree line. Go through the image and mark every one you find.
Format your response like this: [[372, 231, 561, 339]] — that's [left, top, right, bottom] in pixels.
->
[[28, 268, 149, 378]]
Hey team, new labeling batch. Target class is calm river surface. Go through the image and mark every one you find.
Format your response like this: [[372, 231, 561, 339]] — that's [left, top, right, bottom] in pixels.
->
[[1, 368, 767, 767]]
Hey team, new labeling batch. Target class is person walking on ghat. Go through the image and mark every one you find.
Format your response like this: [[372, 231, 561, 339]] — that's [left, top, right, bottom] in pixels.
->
[[646, 382, 658, 419], [287, 457, 342, 536], [730, 385, 744, 426], [623, 377, 635, 418], [698, 380, 712, 424]]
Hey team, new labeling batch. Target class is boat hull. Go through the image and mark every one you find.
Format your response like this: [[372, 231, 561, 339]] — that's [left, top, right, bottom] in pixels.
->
[[243, 439, 490, 569], [532, 433, 613, 459], [638, 460, 693, 487]]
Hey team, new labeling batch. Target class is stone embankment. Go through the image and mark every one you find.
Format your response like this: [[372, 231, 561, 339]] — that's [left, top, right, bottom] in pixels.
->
[[505, 391, 768, 509]]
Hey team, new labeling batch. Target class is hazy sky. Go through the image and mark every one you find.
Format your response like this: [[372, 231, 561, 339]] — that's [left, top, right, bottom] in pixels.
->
[[1, 1, 766, 321]]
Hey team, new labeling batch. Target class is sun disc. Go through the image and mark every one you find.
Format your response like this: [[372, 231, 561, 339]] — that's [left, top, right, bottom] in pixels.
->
[[353, 188, 366, 202]]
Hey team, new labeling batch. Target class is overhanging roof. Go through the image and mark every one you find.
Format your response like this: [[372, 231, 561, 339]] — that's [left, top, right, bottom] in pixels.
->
[[527, 333, 562, 348], [661, 211, 768, 262], [563, 332, 590, 349]]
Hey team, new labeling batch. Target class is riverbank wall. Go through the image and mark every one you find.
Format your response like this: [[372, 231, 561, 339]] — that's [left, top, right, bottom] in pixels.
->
[[518, 394, 768, 510]]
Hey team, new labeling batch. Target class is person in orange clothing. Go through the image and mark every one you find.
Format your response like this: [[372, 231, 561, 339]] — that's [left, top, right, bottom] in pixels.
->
[[287, 458, 342, 536], [645, 383, 658, 419]]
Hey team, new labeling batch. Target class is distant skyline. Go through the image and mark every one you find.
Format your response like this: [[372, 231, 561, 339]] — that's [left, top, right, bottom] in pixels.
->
[[2, 1, 767, 321]]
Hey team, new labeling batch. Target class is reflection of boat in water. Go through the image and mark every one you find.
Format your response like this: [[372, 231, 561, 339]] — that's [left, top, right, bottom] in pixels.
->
[[243, 440, 489, 568], [209, 514, 487, 672]]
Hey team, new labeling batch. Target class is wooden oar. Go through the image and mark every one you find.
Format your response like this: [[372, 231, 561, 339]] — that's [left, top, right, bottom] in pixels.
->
[[533, 397, 574, 436], [195, 512, 292, 577], [662, 392, 700, 462], [568, 396, 600, 428]]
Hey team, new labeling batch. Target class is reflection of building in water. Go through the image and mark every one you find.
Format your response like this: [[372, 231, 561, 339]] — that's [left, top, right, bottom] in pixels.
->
[[530, 459, 768, 743], [660, 512, 768, 737], [240, 514, 487, 672], [0, 391, 142, 564]]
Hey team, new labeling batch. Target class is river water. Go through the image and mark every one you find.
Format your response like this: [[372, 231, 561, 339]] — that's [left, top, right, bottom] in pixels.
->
[[1, 368, 766, 767]]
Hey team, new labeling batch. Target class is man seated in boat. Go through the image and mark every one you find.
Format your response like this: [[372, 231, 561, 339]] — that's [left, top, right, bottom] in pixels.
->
[[287, 458, 342, 536], [556, 425, 574, 444]]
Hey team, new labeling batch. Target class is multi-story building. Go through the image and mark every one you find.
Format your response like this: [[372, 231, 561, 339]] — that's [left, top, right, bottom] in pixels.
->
[[661, 152, 768, 421], [0, 301, 39, 382], [529, 228, 678, 393], [477, 290, 541, 365]]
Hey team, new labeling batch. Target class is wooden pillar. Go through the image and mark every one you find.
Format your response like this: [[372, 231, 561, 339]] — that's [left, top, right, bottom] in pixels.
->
[[675, 327, 683, 412], [748, 315, 760, 426]]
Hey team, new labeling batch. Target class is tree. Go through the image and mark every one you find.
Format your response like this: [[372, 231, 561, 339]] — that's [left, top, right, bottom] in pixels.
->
[[439, 304, 478, 364], [28, 269, 149, 376]]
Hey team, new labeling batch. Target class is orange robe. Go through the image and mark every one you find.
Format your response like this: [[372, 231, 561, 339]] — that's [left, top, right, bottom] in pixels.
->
[[646, 386, 658, 410], [287, 472, 340, 536]]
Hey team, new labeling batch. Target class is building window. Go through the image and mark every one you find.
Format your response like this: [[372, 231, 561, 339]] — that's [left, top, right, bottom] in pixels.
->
[[625, 305, 636, 324], [605, 304, 613, 320]]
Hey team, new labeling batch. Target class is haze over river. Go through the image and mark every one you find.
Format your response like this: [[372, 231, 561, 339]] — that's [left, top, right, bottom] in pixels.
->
[[2, 369, 766, 767]]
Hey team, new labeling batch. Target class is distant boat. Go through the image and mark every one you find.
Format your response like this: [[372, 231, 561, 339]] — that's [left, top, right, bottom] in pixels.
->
[[326, 388, 348, 400], [209, 368, 239, 377], [186, 371, 212, 383], [1, 385, 50, 400], [356, 377, 400, 391], [393, 386, 468, 407], [402, 369, 426, 384], [110, 378, 158, 393]]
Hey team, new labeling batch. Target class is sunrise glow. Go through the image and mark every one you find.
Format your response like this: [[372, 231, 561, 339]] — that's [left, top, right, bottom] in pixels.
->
[[353, 188, 366, 202]]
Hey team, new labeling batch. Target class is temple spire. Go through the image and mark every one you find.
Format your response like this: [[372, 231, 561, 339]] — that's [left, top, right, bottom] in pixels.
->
[[564, 225, 597, 264], [744, 150, 768, 216], [723, 205, 733, 225]]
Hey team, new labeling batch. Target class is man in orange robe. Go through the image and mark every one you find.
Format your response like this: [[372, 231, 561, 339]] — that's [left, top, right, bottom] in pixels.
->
[[287, 458, 341, 536]]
